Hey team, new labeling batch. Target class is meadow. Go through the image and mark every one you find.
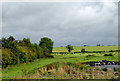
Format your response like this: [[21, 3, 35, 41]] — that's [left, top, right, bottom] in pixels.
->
[[2, 46, 119, 79], [53, 46, 119, 52]]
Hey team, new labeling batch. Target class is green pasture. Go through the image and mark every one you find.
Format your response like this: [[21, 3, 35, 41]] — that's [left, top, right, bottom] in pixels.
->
[[2, 52, 119, 79], [53, 46, 118, 52]]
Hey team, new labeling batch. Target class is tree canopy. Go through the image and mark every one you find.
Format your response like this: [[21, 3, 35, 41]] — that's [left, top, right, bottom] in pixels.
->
[[2, 36, 54, 69], [39, 37, 54, 53]]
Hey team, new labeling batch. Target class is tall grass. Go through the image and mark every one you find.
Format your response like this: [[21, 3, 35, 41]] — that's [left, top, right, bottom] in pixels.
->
[[14, 62, 119, 79]]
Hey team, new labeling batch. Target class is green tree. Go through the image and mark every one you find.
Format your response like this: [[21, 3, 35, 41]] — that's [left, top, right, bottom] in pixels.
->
[[18, 40, 24, 46], [66, 45, 74, 53], [2, 49, 13, 68], [2, 37, 7, 48], [33, 43, 44, 58], [39, 37, 54, 53], [97, 44, 100, 46], [23, 38, 31, 47], [7, 36, 15, 42]]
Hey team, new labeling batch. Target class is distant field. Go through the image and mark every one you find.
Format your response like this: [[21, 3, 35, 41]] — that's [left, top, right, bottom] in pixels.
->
[[53, 46, 119, 52]]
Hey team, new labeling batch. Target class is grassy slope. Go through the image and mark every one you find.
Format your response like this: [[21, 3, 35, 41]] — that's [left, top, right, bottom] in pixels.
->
[[2, 46, 119, 79], [53, 46, 118, 52], [2, 52, 118, 79]]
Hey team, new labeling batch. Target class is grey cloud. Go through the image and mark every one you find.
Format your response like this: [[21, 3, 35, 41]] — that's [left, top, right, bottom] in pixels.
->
[[2, 2, 118, 47]]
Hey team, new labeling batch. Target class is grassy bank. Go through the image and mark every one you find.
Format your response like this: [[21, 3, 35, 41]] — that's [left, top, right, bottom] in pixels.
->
[[2, 52, 118, 79]]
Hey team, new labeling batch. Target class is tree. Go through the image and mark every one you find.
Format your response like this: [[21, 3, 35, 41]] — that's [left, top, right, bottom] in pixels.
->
[[7, 36, 15, 42], [23, 38, 31, 47], [97, 44, 100, 46], [66, 45, 73, 53], [33, 43, 44, 58], [84, 45, 87, 47], [39, 37, 54, 53]]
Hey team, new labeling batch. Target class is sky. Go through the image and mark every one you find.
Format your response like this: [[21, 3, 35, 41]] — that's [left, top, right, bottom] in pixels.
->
[[2, 2, 118, 47]]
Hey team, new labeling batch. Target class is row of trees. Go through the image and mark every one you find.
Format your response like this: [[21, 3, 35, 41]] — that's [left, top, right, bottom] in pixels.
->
[[1, 36, 54, 68]]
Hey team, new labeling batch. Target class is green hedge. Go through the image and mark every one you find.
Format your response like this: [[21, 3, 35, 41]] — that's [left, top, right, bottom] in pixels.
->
[[2, 36, 54, 69]]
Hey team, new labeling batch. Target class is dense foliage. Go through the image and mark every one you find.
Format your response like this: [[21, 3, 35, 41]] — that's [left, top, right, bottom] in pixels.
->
[[39, 37, 54, 53], [2, 36, 54, 69]]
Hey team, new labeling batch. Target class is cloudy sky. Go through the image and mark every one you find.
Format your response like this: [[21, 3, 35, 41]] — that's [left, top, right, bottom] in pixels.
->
[[2, 2, 118, 47]]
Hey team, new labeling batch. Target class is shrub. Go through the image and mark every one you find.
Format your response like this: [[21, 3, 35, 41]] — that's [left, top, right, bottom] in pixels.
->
[[102, 67, 107, 71], [114, 67, 120, 72], [104, 54, 107, 56], [46, 55, 54, 58], [109, 54, 113, 56], [104, 54, 113, 56], [81, 48, 85, 53], [86, 55, 95, 57], [2, 49, 13, 68], [109, 50, 114, 52], [2, 36, 54, 68], [32, 44, 44, 58], [79, 66, 83, 70]]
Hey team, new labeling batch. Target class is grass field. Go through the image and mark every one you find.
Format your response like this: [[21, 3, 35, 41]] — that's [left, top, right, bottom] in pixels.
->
[[53, 46, 118, 52], [2, 51, 119, 79]]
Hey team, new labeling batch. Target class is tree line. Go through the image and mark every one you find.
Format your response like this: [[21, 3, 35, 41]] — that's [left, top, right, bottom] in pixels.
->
[[1, 36, 54, 69]]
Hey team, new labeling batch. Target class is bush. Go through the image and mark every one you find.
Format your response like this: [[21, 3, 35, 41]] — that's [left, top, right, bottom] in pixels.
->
[[32, 44, 44, 58], [79, 66, 83, 70], [86, 55, 95, 57], [114, 67, 120, 72], [81, 48, 85, 53], [102, 67, 107, 71], [109, 50, 114, 52], [2, 36, 54, 69], [2, 49, 13, 68], [104, 54, 113, 56], [46, 55, 54, 58]]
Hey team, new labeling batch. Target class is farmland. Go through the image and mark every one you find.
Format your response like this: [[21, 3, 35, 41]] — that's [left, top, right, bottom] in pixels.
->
[[2, 46, 120, 79], [53, 46, 119, 52]]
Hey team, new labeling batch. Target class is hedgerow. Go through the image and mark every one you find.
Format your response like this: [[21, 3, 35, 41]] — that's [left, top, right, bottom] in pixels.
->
[[2, 36, 54, 69]]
